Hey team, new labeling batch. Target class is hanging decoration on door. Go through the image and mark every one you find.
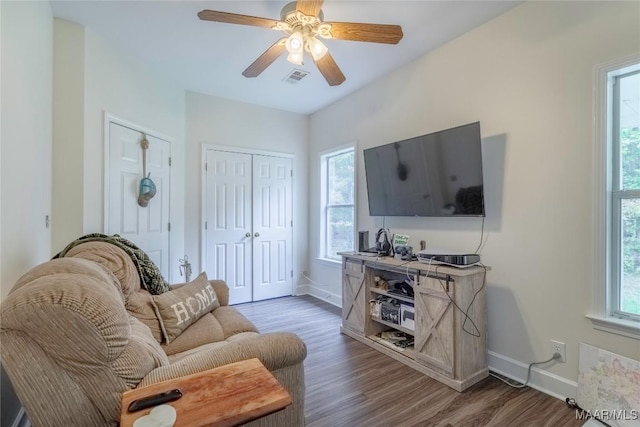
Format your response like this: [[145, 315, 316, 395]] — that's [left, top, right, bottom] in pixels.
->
[[179, 255, 192, 282], [137, 134, 157, 207]]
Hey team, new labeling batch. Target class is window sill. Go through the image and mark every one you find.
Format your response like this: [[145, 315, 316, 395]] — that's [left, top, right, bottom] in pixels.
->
[[315, 257, 342, 268], [586, 314, 640, 340]]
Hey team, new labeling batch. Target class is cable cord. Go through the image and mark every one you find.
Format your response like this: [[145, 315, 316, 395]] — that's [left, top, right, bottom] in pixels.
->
[[433, 263, 486, 337], [489, 353, 561, 389], [474, 216, 485, 254], [408, 259, 485, 337]]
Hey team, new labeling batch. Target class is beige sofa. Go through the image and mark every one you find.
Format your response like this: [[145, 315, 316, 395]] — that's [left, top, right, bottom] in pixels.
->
[[0, 242, 306, 427]]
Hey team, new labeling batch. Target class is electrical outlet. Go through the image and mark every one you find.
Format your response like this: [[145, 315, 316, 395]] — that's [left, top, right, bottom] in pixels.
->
[[551, 340, 566, 363]]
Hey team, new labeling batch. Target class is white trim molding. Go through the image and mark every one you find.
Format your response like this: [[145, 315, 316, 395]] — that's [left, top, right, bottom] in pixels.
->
[[585, 314, 640, 340], [303, 285, 342, 308]]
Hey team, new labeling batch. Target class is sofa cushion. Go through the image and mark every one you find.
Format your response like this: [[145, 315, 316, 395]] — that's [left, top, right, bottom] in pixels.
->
[[65, 241, 141, 298], [152, 272, 220, 343], [212, 306, 259, 339], [161, 313, 225, 356], [126, 290, 165, 343]]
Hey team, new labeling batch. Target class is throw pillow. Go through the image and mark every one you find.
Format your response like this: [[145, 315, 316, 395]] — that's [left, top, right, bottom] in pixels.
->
[[152, 272, 220, 343]]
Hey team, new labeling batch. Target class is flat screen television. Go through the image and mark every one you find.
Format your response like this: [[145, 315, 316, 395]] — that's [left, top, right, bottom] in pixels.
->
[[363, 121, 485, 217]]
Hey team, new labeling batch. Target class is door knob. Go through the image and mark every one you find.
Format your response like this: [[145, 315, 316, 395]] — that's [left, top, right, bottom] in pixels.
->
[[245, 232, 251, 238], [254, 232, 260, 237]]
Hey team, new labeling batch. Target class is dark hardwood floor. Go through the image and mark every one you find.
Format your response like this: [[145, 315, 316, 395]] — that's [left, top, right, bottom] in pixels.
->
[[235, 295, 583, 427]]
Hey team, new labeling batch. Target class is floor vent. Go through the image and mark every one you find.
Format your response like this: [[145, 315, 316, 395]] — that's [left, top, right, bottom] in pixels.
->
[[283, 69, 309, 84]]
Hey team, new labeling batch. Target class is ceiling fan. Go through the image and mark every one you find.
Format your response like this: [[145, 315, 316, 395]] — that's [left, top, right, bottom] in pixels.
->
[[198, 0, 403, 86]]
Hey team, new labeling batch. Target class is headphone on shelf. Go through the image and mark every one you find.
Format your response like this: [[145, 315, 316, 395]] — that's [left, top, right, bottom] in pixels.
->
[[375, 228, 392, 256]]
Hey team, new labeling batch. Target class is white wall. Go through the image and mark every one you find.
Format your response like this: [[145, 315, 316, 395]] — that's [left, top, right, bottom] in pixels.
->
[[1, 1, 53, 298], [52, 19, 84, 253], [185, 91, 309, 291], [1, 1, 53, 424], [52, 19, 187, 282], [308, 0, 640, 396]]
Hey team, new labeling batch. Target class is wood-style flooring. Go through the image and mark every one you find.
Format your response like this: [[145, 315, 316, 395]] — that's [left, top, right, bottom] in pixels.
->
[[235, 295, 584, 427]]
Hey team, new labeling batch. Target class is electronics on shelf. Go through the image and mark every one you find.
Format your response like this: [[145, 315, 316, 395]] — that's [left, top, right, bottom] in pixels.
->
[[416, 248, 480, 266]]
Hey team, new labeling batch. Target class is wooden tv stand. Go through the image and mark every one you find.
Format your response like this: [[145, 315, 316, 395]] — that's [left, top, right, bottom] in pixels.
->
[[339, 253, 489, 392]]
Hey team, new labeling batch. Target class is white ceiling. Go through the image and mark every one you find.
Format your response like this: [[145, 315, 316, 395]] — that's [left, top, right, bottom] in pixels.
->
[[50, 1, 522, 115]]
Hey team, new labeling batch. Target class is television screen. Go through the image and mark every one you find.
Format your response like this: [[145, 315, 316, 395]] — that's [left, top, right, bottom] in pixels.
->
[[363, 122, 485, 217]]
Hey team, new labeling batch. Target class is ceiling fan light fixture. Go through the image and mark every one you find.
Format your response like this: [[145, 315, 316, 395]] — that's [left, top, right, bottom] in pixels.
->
[[285, 31, 304, 54], [198, 1, 403, 86], [306, 36, 328, 60], [286, 51, 304, 66]]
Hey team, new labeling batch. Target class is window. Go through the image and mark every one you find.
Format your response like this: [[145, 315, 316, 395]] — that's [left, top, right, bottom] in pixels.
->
[[591, 56, 640, 338], [610, 67, 640, 321], [320, 146, 355, 261]]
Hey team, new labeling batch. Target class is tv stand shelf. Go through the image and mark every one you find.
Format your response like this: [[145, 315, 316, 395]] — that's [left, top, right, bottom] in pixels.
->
[[371, 317, 415, 336], [339, 252, 489, 392], [370, 287, 414, 304]]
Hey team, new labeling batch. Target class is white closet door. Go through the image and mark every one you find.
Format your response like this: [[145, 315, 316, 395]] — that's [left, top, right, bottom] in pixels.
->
[[204, 150, 253, 304], [107, 122, 171, 279], [252, 155, 293, 302], [204, 149, 293, 304]]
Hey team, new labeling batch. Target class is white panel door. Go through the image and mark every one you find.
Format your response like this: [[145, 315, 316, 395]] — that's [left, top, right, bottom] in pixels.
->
[[203, 149, 293, 304], [252, 155, 293, 301], [107, 122, 171, 279], [204, 150, 253, 305]]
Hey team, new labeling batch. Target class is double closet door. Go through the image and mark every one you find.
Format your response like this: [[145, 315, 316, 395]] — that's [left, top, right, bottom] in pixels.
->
[[203, 149, 293, 305]]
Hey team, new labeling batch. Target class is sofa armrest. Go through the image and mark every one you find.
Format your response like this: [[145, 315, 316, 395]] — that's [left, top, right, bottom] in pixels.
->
[[139, 332, 306, 387]]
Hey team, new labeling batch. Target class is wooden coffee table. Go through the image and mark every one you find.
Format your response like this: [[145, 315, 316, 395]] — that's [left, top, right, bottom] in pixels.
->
[[120, 358, 292, 427]]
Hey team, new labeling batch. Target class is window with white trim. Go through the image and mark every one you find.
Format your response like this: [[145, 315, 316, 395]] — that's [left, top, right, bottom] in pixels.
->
[[592, 57, 640, 337], [320, 146, 355, 261], [610, 65, 640, 321]]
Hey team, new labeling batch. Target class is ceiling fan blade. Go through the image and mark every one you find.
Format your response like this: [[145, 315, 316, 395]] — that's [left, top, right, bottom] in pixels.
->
[[324, 22, 403, 44], [242, 39, 287, 78], [296, 0, 324, 17], [313, 52, 346, 86], [198, 10, 279, 29]]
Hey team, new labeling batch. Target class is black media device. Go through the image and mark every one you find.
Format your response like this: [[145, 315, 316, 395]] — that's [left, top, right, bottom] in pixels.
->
[[358, 231, 369, 252], [363, 122, 485, 217]]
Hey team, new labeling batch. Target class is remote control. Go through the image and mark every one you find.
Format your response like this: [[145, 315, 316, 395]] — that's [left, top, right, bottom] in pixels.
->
[[127, 389, 183, 413]]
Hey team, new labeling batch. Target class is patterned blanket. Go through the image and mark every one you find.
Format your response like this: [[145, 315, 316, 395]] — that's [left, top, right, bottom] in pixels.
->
[[53, 233, 170, 294]]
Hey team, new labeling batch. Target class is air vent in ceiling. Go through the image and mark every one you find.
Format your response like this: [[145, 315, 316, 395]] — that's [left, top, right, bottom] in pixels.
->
[[283, 69, 309, 84]]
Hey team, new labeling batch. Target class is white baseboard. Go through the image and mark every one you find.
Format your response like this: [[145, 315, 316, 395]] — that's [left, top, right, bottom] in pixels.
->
[[488, 350, 577, 401], [297, 284, 342, 308]]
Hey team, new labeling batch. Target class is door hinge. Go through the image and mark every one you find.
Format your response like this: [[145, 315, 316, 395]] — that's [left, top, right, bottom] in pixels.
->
[[204, 221, 208, 230], [290, 220, 293, 227], [290, 169, 293, 177], [168, 157, 172, 166], [291, 270, 293, 278], [168, 222, 171, 232], [205, 162, 208, 171]]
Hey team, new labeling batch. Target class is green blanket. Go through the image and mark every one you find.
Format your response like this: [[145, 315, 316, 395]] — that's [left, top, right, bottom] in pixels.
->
[[54, 233, 170, 295]]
